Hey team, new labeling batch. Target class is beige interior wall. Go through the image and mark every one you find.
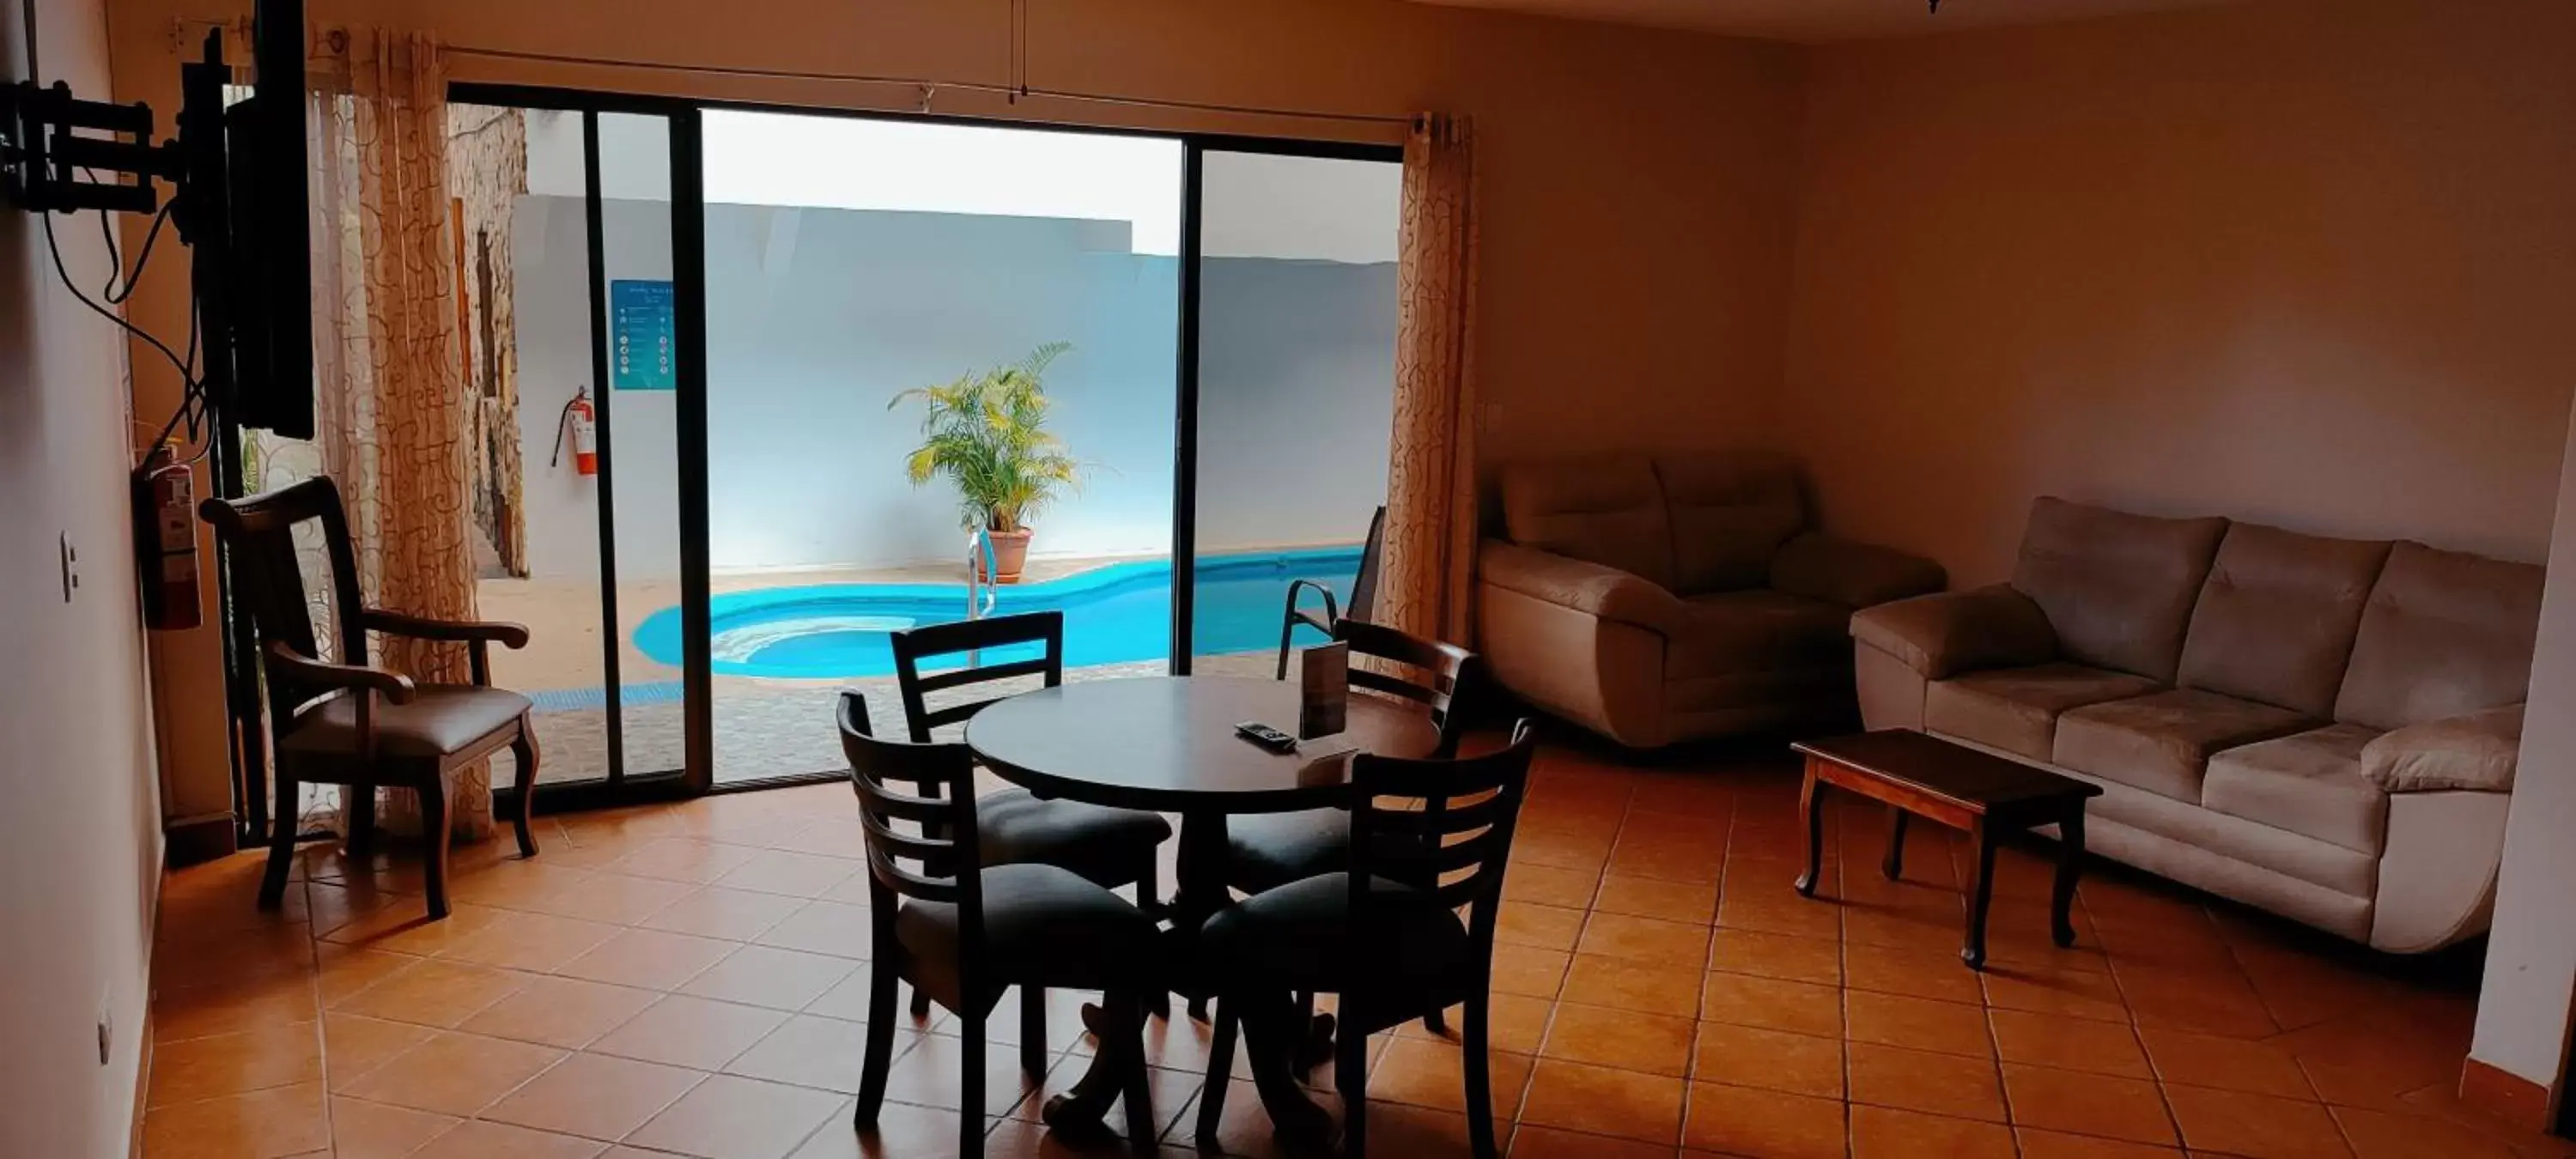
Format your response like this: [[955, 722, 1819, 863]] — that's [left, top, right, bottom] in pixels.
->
[[1777, 0, 2576, 584], [1779, 0, 2576, 1101], [3, 0, 167, 1153], [107, 0, 1808, 842]]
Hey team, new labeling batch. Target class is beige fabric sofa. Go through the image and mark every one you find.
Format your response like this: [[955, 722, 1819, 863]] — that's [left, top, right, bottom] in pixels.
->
[[1478, 452, 1945, 749], [1852, 498, 2543, 952]]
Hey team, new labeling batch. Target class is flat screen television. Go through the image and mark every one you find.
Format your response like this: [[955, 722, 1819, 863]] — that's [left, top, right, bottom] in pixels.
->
[[211, 0, 312, 439]]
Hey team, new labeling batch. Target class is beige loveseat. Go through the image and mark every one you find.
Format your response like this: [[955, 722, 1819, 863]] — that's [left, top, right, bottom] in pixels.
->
[[1478, 452, 1945, 749], [1852, 498, 2542, 952]]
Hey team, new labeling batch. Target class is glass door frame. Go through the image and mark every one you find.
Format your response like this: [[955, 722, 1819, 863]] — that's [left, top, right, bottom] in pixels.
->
[[1170, 135, 1402, 675], [451, 82, 714, 809], [451, 82, 1400, 799]]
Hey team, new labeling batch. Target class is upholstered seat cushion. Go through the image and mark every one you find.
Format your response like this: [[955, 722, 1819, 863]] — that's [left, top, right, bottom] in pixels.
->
[[2202, 725, 2389, 854], [1924, 664, 2164, 761], [977, 788, 1172, 889], [1198, 873, 1469, 993], [280, 685, 530, 760], [1225, 810, 1349, 894], [1667, 590, 1852, 681], [895, 862, 1162, 1010], [2054, 689, 2314, 803]]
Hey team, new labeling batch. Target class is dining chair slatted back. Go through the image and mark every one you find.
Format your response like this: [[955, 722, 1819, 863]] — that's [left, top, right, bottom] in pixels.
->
[[1332, 618, 1478, 758], [889, 611, 1066, 742], [1346, 720, 1539, 950], [204, 476, 369, 710], [838, 693, 979, 909]]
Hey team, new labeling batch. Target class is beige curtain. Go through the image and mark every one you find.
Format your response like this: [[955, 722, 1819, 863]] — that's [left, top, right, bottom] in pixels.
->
[[1376, 114, 1481, 646], [307, 27, 492, 839]]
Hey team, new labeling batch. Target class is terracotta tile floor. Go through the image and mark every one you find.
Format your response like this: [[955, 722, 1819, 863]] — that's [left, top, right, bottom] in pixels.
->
[[144, 737, 2575, 1159]]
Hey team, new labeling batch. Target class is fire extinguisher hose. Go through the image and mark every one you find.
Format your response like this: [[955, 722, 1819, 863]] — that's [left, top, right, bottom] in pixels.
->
[[550, 392, 580, 469]]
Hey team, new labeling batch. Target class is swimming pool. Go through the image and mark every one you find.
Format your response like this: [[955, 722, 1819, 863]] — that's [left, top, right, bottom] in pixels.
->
[[635, 546, 1361, 679]]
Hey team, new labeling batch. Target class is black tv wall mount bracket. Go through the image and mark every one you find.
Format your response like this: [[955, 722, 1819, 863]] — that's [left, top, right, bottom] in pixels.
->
[[0, 80, 174, 215]]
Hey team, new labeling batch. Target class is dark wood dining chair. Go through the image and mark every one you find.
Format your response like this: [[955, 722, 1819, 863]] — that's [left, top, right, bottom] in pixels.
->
[[199, 476, 540, 920], [1274, 506, 1385, 680], [1231, 617, 1479, 894], [1194, 720, 1540, 1159], [837, 691, 1161, 1158], [888, 610, 1175, 1034], [1221, 617, 1483, 1029]]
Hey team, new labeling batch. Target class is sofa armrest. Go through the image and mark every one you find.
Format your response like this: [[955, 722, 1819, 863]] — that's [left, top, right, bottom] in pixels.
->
[[1848, 585, 2056, 679], [1770, 532, 1947, 609], [2362, 705, 2523, 793], [1479, 540, 1688, 636]]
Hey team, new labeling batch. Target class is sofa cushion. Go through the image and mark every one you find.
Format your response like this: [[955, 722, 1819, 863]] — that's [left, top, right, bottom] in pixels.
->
[[1924, 664, 2164, 762], [2202, 724, 2388, 855], [1668, 590, 1851, 680], [1654, 452, 1807, 595], [2335, 542, 2545, 730], [1501, 455, 1677, 591], [2053, 689, 2314, 803], [2360, 705, 2523, 793], [2011, 497, 2229, 683], [2177, 525, 2391, 717]]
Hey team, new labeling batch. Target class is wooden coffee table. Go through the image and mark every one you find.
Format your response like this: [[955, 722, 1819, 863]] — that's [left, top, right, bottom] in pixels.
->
[[1789, 731, 2102, 970]]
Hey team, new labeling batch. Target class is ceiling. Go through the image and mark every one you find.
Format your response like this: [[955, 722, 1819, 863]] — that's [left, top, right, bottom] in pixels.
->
[[1408, 0, 2239, 44]]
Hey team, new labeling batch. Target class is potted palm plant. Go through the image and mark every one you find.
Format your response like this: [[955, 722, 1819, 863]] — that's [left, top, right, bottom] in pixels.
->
[[889, 342, 1082, 584]]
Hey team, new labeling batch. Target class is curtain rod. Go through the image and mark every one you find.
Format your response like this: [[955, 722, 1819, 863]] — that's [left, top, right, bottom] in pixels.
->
[[441, 44, 1418, 128]]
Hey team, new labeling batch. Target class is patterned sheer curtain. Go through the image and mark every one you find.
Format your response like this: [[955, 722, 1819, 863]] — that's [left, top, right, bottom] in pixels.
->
[[1376, 114, 1481, 646], [306, 27, 492, 839]]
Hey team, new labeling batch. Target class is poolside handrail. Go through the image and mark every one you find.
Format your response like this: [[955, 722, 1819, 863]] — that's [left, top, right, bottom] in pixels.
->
[[965, 528, 999, 664]]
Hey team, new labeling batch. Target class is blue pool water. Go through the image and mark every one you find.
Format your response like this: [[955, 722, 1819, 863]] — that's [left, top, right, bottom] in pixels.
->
[[635, 547, 1361, 679]]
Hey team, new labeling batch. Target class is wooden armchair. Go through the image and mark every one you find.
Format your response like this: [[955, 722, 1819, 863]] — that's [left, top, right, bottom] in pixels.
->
[[200, 476, 542, 920]]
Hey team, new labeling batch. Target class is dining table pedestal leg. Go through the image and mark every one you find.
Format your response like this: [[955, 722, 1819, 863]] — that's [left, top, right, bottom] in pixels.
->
[[1239, 991, 1337, 1144], [1041, 991, 1152, 1141]]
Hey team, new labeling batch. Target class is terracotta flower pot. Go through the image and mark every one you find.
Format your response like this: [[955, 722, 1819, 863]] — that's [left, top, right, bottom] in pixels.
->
[[982, 527, 1034, 584]]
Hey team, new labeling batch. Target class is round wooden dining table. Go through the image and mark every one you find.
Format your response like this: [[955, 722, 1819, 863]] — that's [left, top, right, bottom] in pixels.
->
[[965, 674, 1440, 1138]]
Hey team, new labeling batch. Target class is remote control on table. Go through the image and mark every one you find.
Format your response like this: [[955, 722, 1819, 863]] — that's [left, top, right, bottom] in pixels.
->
[[1234, 721, 1298, 753]]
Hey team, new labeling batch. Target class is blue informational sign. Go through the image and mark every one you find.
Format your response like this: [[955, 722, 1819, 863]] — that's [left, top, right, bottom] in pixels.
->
[[611, 279, 677, 391]]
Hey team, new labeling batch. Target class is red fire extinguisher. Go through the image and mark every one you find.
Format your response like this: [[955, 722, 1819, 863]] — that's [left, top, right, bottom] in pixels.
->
[[136, 440, 202, 631], [552, 386, 598, 476]]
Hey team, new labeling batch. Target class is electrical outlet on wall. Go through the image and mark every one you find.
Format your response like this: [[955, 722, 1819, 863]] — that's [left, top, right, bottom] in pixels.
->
[[96, 1000, 112, 1066], [59, 533, 80, 603]]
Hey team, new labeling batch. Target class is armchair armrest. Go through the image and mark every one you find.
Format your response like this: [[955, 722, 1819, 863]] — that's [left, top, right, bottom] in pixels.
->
[[266, 641, 417, 703], [361, 609, 528, 687], [2363, 705, 2523, 793], [1479, 539, 1688, 636], [1770, 532, 1947, 609], [1849, 585, 2057, 679], [360, 609, 532, 648]]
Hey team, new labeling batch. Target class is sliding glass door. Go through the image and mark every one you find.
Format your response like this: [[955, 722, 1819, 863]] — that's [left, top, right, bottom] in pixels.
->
[[1182, 143, 1404, 676], [447, 86, 1401, 795], [454, 90, 709, 801], [692, 110, 1183, 785]]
